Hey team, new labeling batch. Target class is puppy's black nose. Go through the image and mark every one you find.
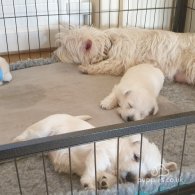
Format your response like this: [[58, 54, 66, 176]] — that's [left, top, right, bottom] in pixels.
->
[[126, 172, 137, 183], [127, 116, 134, 121]]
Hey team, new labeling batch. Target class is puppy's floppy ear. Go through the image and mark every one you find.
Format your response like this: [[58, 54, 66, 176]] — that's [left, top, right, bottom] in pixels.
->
[[149, 107, 155, 115], [84, 39, 92, 51], [130, 134, 141, 144], [123, 90, 131, 96]]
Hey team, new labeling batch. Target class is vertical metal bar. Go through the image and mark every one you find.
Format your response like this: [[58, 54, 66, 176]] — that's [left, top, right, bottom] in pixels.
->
[[14, 158, 22, 195], [172, 0, 188, 32], [126, 0, 130, 27], [153, 0, 158, 29], [0, 0, 10, 63], [12, 0, 21, 60], [170, 0, 176, 31], [99, 0, 101, 28], [68, 0, 71, 28], [57, 0, 60, 33], [177, 125, 188, 194], [34, 0, 41, 57], [144, 0, 149, 28], [24, 0, 31, 58], [46, 0, 52, 57], [117, 0, 121, 27], [42, 152, 49, 195], [109, 0, 111, 28], [88, 0, 91, 25], [162, 0, 167, 30], [189, 0, 195, 32], [137, 133, 143, 195], [94, 142, 98, 195], [158, 129, 166, 192], [79, 0, 81, 27], [116, 137, 120, 195], [135, 0, 139, 27], [68, 147, 73, 195]]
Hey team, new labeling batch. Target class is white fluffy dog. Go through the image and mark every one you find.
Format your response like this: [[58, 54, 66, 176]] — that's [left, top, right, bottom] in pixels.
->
[[100, 64, 164, 121], [55, 26, 195, 85], [0, 57, 12, 85], [14, 114, 177, 190]]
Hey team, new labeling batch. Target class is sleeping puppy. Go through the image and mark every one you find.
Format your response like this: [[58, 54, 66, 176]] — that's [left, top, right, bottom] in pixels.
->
[[55, 26, 195, 85], [14, 114, 176, 190], [100, 63, 164, 121]]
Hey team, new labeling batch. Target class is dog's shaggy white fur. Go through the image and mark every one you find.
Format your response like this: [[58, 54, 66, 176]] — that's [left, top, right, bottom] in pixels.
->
[[55, 26, 195, 85], [100, 63, 164, 121], [14, 114, 177, 190], [0, 57, 12, 85]]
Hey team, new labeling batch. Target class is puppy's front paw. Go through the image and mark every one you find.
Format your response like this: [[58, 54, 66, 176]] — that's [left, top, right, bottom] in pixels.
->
[[80, 177, 95, 190], [98, 173, 117, 190], [12, 135, 25, 143], [100, 98, 113, 110], [79, 65, 89, 74], [4, 72, 12, 82], [98, 176, 109, 189]]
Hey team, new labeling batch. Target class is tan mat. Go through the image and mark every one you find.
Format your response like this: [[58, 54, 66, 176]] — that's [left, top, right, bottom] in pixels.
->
[[1, 62, 195, 195], [0, 62, 181, 145]]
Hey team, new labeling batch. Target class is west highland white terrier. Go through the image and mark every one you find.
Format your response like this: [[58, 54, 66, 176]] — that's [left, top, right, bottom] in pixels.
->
[[14, 114, 177, 190], [100, 64, 164, 121], [55, 26, 195, 85]]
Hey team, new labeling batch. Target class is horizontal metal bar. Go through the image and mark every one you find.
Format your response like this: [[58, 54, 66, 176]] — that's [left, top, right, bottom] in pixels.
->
[[187, 6, 195, 10], [0, 111, 194, 161], [0, 7, 175, 20], [158, 182, 195, 195], [172, 0, 188, 32]]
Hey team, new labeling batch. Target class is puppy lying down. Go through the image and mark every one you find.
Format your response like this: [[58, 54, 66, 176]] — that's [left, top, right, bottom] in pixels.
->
[[14, 114, 177, 190], [55, 26, 195, 85], [101, 63, 164, 121]]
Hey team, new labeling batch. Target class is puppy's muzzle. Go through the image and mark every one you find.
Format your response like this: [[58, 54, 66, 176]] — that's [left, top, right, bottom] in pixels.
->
[[125, 172, 137, 183], [127, 116, 134, 122]]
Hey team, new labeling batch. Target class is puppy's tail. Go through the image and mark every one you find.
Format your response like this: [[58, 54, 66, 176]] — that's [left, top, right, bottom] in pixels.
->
[[75, 115, 92, 121]]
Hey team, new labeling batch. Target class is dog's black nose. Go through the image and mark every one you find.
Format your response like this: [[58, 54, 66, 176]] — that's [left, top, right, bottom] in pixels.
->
[[127, 116, 134, 121], [126, 172, 137, 183]]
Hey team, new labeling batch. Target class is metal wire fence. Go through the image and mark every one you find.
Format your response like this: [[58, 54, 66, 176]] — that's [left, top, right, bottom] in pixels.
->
[[0, 0, 195, 194], [0, 0, 194, 63], [0, 111, 195, 194]]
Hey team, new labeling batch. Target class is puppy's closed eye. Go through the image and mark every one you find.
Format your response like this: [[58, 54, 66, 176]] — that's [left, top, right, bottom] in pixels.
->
[[133, 154, 140, 162], [149, 107, 155, 115], [128, 103, 133, 109]]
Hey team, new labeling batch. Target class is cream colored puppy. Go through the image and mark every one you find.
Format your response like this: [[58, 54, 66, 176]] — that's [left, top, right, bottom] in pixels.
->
[[14, 114, 176, 190], [55, 26, 195, 85], [0, 57, 12, 85], [101, 64, 164, 121]]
